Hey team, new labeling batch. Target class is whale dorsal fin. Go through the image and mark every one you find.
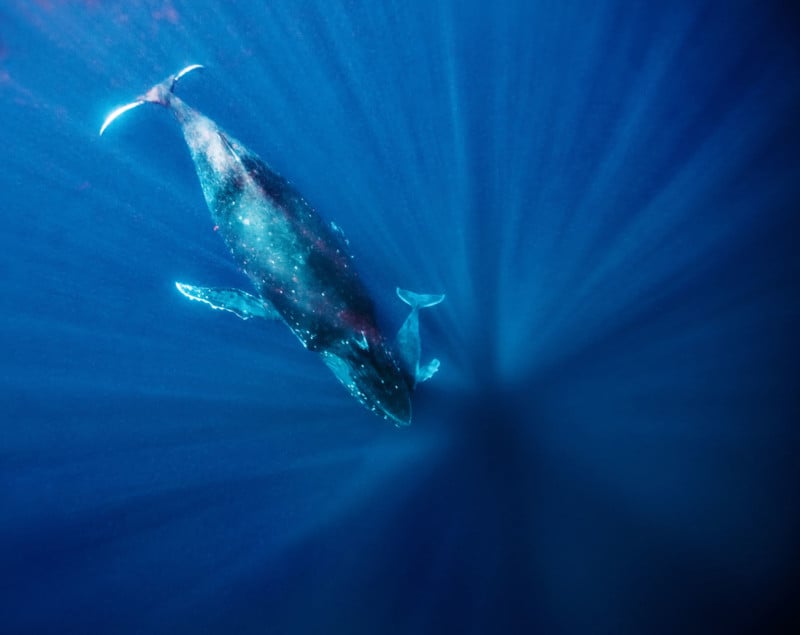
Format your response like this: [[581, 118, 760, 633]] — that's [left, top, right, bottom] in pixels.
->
[[175, 282, 279, 321]]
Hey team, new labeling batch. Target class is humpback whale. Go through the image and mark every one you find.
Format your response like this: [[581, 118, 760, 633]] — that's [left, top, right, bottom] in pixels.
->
[[100, 65, 444, 426]]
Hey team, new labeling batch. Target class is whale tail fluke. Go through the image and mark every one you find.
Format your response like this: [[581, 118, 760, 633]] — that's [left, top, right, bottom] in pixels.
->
[[396, 288, 445, 310], [99, 64, 204, 135], [140, 64, 204, 106]]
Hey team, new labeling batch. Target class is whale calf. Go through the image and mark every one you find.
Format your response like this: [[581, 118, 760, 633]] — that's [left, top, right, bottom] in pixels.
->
[[100, 65, 444, 426]]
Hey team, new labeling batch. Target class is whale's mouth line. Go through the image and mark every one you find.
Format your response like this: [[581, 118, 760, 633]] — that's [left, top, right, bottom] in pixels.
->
[[320, 350, 412, 426]]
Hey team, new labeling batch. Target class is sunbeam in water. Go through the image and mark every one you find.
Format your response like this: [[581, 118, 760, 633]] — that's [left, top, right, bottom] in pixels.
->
[[1, 1, 798, 633]]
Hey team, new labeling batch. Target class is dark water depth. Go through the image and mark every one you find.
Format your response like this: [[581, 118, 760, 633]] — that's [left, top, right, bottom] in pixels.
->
[[1, 2, 798, 633]]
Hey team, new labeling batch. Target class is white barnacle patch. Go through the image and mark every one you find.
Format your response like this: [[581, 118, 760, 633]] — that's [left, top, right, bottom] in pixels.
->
[[354, 331, 369, 351]]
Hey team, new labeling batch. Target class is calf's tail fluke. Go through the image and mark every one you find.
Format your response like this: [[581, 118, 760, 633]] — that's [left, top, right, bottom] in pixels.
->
[[396, 288, 445, 310], [99, 64, 204, 136]]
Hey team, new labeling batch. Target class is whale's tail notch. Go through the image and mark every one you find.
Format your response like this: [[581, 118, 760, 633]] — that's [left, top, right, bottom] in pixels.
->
[[99, 64, 204, 136], [396, 288, 445, 311]]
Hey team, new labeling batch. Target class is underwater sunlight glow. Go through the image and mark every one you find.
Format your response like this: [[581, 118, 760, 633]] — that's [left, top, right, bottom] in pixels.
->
[[1, 1, 798, 633]]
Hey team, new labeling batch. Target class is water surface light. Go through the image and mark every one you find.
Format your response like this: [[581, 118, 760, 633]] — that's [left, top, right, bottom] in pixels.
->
[[1, 2, 798, 633]]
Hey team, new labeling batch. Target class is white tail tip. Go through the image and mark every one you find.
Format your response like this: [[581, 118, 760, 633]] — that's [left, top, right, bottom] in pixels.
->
[[99, 100, 144, 135], [174, 64, 204, 81]]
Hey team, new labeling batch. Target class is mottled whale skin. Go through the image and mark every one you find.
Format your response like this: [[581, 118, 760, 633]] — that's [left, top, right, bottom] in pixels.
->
[[100, 66, 444, 426]]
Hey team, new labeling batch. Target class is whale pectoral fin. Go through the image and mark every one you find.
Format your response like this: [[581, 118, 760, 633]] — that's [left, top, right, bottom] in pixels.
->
[[175, 282, 279, 321], [417, 358, 441, 383]]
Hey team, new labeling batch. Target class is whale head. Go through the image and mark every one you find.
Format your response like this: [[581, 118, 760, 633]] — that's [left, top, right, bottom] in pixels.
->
[[321, 340, 413, 427]]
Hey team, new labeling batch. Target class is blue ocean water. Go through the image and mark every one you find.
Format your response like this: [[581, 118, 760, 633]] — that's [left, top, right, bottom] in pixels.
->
[[1, 1, 798, 633]]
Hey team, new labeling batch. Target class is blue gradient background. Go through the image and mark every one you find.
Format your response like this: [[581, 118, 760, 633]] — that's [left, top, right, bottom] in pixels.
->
[[1, 1, 798, 633]]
